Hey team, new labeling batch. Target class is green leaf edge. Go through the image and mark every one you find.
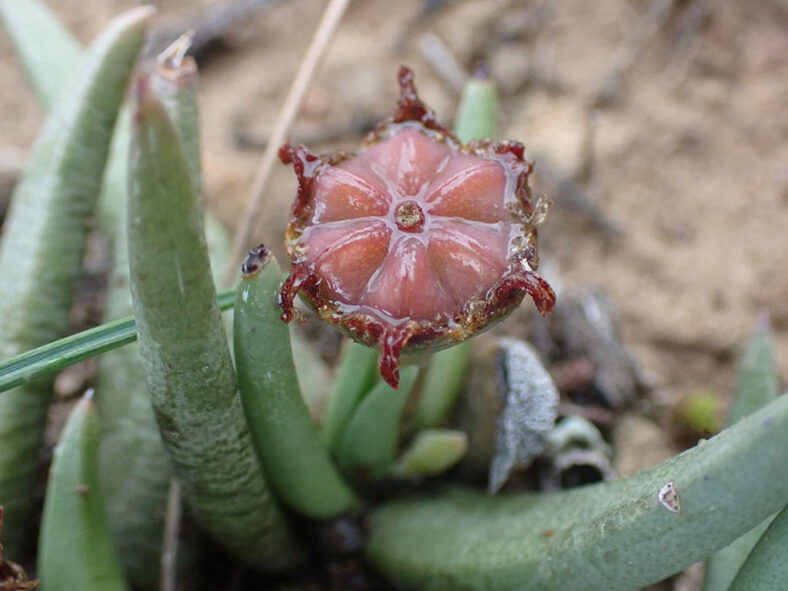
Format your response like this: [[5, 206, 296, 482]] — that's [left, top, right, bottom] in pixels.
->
[[366, 394, 788, 591], [0, 289, 236, 393], [728, 505, 788, 591], [703, 318, 780, 591], [37, 392, 129, 591]]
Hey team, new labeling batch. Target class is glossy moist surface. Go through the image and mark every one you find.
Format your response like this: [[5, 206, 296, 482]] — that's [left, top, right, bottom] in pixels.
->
[[300, 124, 512, 323], [279, 67, 554, 388]]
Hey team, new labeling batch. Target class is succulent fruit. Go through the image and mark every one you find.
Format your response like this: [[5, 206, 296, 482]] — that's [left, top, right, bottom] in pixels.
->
[[279, 67, 555, 388]]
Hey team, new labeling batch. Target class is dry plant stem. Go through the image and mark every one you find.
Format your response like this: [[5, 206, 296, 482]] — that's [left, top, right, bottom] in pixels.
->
[[418, 33, 467, 94], [160, 479, 181, 591], [224, 0, 351, 284], [146, 0, 278, 59]]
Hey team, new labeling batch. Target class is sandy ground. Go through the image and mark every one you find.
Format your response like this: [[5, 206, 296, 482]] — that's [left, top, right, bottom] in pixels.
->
[[1, 0, 787, 587]]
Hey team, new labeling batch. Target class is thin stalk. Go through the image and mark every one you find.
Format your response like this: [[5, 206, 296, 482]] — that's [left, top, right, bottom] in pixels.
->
[[224, 0, 351, 283], [336, 367, 420, 478], [160, 479, 182, 591], [412, 344, 471, 431], [323, 341, 381, 454], [0, 289, 236, 394]]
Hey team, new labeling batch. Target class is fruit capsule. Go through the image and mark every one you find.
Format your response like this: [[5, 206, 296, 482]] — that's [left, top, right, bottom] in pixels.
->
[[279, 66, 555, 388]]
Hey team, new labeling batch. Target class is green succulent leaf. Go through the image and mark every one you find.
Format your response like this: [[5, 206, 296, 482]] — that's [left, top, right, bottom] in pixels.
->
[[95, 106, 171, 590], [144, 33, 235, 292], [337, 367, 420, 478], [128, 80, 301, 570], [234, 249, 358, 518], [97, 41, 231, 587], [392, 429, 468, 478], [453, 71, 499, 143], [0, 7, 152, 554], [413, 344, 470, 431], [38, 392, 129, 591], [0, 0, 82, 111], [323, 341, 381, 453], [703, 319, 780, 591], [366, 394, 788, 591], [727, 317, 778, 427], [728, 505, 788, 591]]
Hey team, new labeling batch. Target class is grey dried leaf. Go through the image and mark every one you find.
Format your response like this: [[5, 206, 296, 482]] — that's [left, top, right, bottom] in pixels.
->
[[489, 338, 559, 493], [540, 415, 615, 491]]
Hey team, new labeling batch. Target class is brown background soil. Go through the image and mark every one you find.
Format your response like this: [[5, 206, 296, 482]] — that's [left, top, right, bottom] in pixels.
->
[[1, 0, 786, 587]]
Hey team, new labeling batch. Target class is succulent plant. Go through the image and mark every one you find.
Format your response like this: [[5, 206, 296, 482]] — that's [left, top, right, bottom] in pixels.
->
[[279, 66, 555, 388], [0, 3, 785, 591]]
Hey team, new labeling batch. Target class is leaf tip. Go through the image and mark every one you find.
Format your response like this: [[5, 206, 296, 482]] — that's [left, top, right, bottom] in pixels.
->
[[75, 388, 97, 415], [756, 310, 772, 334], [126, 4, 158, 24], [156, 30, 195, 68], [154, 30, 198, 88]]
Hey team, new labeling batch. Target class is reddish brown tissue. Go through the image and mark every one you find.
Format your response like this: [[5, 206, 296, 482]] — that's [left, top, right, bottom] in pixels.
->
[[278, 66, 555, 388]]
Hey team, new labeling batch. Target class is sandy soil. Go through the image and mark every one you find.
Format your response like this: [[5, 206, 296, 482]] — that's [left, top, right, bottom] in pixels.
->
[[1, 0, 786, 586], [3, 0, 787, 466]]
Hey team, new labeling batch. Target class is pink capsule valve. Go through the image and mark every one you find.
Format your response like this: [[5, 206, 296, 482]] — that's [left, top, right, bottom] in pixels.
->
[[279, 67, 555, 388]]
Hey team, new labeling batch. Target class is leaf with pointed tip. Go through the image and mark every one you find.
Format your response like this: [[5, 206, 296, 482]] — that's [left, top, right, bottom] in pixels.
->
[[0, 7, 152, 554], [38, 393, 129, 591], [128, 81, 301, 570]]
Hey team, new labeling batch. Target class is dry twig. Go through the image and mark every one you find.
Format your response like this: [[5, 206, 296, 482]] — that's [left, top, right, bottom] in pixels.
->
[[224, 0, 352, 284], [146, 0, 280, 59], [160, 480, 182, 591], [592, 0, 678, 106], [418, 33, 468, 94]]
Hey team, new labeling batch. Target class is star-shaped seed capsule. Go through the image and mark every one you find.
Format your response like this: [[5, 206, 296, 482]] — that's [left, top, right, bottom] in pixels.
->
[[279, 67, 555, 388]]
